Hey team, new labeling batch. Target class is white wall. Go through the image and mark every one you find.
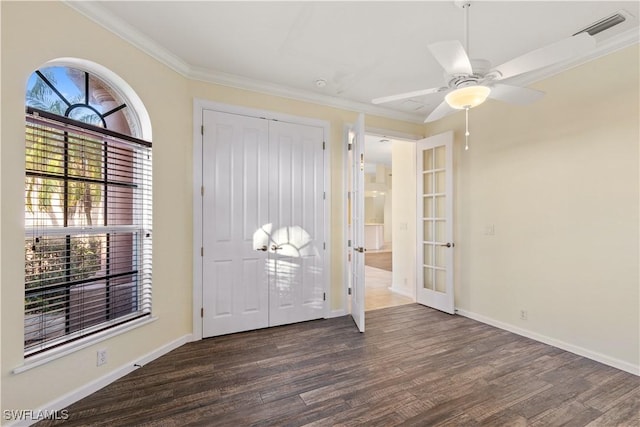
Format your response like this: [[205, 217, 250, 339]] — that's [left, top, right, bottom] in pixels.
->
[[384, 186, 392, 243], [427, 45, 639, 373], [365, 196, 385, 224], [364, 165, 393, 243]]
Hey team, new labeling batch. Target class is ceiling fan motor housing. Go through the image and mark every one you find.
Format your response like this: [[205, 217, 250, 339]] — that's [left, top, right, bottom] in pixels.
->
[[448, 75, 480, 89], [445, 58, 492, 88]]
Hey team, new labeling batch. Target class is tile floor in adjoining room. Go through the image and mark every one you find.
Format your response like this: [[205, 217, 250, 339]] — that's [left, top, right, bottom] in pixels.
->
[[364, 265, 413, 311]]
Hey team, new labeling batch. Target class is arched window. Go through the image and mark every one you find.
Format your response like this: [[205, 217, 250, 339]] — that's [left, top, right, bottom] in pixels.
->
[[26, 65, 145, 136], [24, 64, 152, 356]]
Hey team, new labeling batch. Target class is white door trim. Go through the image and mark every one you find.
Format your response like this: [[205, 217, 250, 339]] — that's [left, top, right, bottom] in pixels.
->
[[192, 98, 331, 340]]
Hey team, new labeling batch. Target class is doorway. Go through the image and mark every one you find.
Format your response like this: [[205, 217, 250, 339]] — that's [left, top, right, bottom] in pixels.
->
[[362, 134, 415, 311], [346, 124, 456, 327]]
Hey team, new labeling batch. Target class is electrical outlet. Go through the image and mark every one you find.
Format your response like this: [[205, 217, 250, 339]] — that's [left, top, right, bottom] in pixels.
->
[[96, 349, 108, 366], [520, 310, 528, 321]]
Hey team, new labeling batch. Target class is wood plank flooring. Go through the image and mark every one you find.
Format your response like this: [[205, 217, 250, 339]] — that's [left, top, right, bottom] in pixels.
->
[[37, 304, 639, 426], [364, 252, 392, 272], [365, 266, 413, 311]]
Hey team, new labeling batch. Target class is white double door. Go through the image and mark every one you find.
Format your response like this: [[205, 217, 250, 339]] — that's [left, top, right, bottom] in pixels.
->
[[202, 110, 325, 337]]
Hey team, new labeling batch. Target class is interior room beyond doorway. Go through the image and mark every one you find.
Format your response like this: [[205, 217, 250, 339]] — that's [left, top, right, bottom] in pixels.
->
[[364, 134, 412, 311]]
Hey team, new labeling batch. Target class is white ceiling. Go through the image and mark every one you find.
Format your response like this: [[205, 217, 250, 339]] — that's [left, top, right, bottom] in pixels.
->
[[68, 1, 640, 123], [364, 134, 393, 172]]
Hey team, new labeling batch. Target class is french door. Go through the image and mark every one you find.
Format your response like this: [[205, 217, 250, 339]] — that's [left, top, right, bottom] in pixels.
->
[[347, 114, 365, 332], [201, 110, 325, 337], [416, 131, 455, 314]]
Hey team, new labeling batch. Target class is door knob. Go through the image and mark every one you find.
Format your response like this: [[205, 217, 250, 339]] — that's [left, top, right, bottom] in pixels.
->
[[354, 247, 365, 253], [440, 242, 455, 248], [271, 244, 281, 251], [256, 245, 267, 251]]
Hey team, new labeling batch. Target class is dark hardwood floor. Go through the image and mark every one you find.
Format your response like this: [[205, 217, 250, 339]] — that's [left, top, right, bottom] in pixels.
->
[[38, 304, 639, 426]]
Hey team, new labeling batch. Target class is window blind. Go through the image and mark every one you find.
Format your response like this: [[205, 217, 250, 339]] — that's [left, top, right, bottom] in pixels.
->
[[24, 108, 152, 356]]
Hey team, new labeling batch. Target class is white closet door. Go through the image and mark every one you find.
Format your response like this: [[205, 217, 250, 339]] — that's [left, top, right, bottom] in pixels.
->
[[268, 120, 325, 326], [202, 110, 270, 337], [202, 111, 326, 337]]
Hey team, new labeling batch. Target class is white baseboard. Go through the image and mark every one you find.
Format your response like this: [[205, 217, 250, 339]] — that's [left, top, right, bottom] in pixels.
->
[[388, 285, 415, 299], [11, 334, 192, 427], [455, 308, 639, 376]]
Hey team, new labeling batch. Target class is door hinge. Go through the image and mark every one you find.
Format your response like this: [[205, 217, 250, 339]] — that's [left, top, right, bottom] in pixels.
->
[[323, 292, 326, 301], [323, 242, 326, 250], [201, 247, 203, 257], [323, 192, 326, 200], [323, 141, 326, 150], [201, 186, 204, 196], [348, 239, 351, 247], [200, 307, 204, 318], [201, 125, 204, 135], [348, 287, 352, 295], [348, 143, 352, 151]]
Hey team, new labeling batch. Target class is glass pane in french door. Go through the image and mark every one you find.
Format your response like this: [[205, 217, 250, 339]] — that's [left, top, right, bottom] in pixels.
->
[[435, 269, 446, 292], [424, 267, 434, 290], [422, 147, 446, 293]]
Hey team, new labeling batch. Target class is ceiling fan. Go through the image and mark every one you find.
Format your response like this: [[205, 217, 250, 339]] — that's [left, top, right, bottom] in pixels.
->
[[371, 1, 597, 124]]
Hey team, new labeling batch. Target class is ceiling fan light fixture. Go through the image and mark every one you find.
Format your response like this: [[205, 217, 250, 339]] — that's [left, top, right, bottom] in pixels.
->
[[445, 85, 491, 109]]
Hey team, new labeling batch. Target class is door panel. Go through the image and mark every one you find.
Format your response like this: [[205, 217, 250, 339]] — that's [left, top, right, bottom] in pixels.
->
[[202, 111, 270, 337], [348, 114, 365, 332], [416, 131, 455, 314], [268, 120, 325, 326]]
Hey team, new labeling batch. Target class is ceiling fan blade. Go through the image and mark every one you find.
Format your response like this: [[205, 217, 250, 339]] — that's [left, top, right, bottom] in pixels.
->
[[491, 33, 596, 80], [424, 99, 457, 123], [428, 40, 473, 76], [488, 84, 545, 105], [371, 87, 443, 105]]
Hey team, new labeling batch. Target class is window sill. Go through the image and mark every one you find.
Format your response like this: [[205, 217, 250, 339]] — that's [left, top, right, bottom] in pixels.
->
[[13, 316, 158, 374]]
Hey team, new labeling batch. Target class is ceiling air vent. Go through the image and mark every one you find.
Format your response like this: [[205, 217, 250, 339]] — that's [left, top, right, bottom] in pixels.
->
[[573, 12, 627, 36]]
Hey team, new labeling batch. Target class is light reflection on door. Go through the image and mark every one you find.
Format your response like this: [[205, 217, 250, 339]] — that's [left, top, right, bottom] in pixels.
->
[[254, 224, 324, 315]]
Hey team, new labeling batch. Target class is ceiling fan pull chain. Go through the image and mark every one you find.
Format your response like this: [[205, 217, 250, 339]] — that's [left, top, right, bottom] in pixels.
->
[[465, 107, 470, 151]]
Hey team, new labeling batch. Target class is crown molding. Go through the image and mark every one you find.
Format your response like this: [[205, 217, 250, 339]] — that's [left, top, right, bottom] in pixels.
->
[[64, 1, 426, 123], [507, 27, 640, 89], [63, 1, 638, 125], [188, 66, 426, 123], [63, 1, 192, 77]]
